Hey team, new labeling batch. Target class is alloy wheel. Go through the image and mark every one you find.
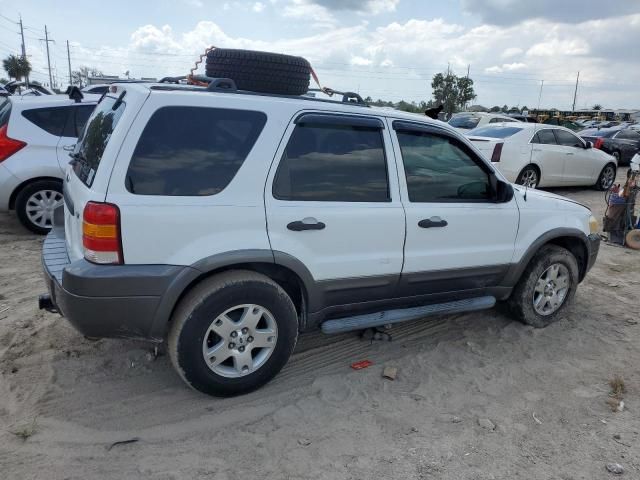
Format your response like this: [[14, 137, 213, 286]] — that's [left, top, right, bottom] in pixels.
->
[[532, 263, 571, 316], [201, 304, 278, 378], [600, 166, 615, 190], [25, 190, 63, 229], [520, 169, 538, 188]]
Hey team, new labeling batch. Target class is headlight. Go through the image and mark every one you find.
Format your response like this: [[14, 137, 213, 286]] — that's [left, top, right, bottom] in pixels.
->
[[589, 215, 599, 234]]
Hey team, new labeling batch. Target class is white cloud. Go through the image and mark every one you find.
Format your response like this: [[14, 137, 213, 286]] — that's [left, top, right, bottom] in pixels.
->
[[282, 0, 336, 28], [501, 47, 523, 58], [350, 56, 373, 66], [252, 2, 266, 12]]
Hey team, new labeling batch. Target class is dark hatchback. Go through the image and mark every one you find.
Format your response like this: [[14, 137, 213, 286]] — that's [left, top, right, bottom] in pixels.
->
[[579, 128, 640, 165]]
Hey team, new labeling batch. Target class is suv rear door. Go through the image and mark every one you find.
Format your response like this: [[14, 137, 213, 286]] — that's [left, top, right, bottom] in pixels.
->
[[390, 120, 518, 297], [265, 112, 405, 309]]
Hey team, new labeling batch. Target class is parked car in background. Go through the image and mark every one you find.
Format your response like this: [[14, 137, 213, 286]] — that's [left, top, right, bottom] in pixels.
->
[[81, 84, 110, 95], [467, 123, 617, 190], [0, 93, 98, 233], [508, 114, 538, 123], [579, 127, 640, 165], [448, 112, 520, 131], [542, 117, 583, 132]]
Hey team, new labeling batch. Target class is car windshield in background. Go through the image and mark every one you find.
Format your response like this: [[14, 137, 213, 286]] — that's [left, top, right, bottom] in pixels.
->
[[579, 128, 618, 138], [73, 95, 125, 186], [468, 126, 524, 138], [448, 115, 480, 129]]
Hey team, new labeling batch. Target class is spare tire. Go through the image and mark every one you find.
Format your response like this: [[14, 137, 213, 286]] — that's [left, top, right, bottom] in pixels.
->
[[205, 48, 311, 96]]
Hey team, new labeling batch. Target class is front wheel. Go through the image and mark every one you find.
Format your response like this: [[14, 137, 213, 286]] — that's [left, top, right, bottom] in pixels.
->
[[516, 165, 539, 188], [507, 245, 579, 328], [595, 163, 616, 191], [168, 270, 299, 397]]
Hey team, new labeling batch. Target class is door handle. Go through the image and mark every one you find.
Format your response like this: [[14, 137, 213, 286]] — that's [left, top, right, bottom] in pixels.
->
[[287, 218, 326, 231], [418, 217, 448, 228], [566, 152, 574, 155], [62, 144, 76, 152], [532, 148, 542, 152]]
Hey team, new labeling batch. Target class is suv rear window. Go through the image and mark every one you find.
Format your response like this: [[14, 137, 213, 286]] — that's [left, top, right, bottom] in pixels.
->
[[126, 107, 266, 196], [0, 99, 11, 127], [469, 126, 524, 138], [73, 96, 126, 186], [22, 106, 71, 136]]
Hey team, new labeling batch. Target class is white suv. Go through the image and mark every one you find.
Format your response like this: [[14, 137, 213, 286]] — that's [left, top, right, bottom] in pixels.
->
[[0, 93, 98, 233], [40, 82, 600, 396]]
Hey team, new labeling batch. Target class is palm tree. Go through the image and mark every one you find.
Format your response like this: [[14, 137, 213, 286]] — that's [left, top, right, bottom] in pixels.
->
[[592, 104, 603, 110], [2, 54, 31, 81]]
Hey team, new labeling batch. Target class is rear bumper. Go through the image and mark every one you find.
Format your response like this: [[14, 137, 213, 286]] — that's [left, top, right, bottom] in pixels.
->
[[586, 233, 600, 274], [41, 228, 193, 341]]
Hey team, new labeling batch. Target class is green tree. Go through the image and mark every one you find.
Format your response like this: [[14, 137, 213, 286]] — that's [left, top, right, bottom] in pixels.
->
[[2, 54, 31, 81], [592, 104, 602, 110], [431, 71, 476, 116], [490, 105, 501, 112], [71, 66, 105, 87], [501, 104, 509, 112]]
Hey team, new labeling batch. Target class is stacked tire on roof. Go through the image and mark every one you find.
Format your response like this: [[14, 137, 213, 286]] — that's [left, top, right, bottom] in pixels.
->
[[205, 48, 311, 96]]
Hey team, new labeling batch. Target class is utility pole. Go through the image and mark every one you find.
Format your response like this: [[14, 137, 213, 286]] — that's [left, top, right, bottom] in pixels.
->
[[18, 16, 29, 87], [465, 64, 470, 110], [40, 25, 54, 88], [537, 79, 544, 110], [572, 71, 580, 112], [66, 40, 72, 86]]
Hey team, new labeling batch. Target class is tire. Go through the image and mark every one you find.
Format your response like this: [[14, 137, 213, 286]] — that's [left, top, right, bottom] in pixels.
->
[[516, 165, 540, 188], [507, 245, 579, 328], [612, 150, 621, 163], [168, 270, 299, 397], [626, 229, 640, 250], [205, 48, 311, 96], [14, 179, 63, 235], [595, 163, 616, 191]]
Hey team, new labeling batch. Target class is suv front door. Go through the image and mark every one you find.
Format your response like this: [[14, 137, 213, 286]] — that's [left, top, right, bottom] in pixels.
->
[[390, 120, 518, 298], [265, 113, 406, 310]]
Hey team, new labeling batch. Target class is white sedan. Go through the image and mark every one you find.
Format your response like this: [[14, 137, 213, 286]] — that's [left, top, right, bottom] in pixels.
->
[[466, 123, 617, 190]]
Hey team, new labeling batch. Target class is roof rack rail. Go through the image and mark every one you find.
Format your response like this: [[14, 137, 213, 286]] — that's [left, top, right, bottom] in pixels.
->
[[308, 88, 366, 105]]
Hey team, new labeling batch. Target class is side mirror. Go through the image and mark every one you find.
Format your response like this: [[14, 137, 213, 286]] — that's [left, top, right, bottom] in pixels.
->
[[584, 141, 592, 149], [490, 174, 514, 203]]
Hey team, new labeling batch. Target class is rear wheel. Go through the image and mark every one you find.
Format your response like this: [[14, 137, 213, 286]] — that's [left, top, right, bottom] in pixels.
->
[[168, 270, 299, 396], [508, 245, 579, 328], [516, 165, 539, 188], [15, 179, 63, 234], [612, 150, 621, 163], [595, 163, 616, 191]]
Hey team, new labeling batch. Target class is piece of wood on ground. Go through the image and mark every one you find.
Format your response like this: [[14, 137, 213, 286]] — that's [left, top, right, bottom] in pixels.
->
[[382, 366, 398, 380]]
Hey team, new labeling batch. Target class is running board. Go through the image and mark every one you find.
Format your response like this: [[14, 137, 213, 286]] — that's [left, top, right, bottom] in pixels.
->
[[320, 296, 496, 334]]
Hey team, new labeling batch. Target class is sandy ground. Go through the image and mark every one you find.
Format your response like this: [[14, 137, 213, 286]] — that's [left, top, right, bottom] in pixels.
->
[[1, 170, 639, 479]]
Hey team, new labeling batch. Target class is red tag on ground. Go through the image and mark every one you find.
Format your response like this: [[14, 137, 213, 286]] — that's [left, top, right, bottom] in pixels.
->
[[351, 360, 373, 370]]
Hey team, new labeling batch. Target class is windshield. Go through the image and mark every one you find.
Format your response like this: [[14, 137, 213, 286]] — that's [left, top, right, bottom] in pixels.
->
[[448, 115, 480, 129], [468, 126, 524, 138], [72, 95, 125, 186], [579, 128, 618, 138]]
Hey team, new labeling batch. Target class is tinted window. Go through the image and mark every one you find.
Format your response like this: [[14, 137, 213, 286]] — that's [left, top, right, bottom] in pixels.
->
[[580, 128, 617, 138], [273, 123, 389, 202], [554, 129, 583, 147], [88, 86, 109, 94], [397, 130, 490, 202], [531, 129, 557, 145], [22, 106, 71, 136], [470, 126, 524, 138], [448, 115, 480, 129], [73, 96, 126, 186], [616, 130, 640, 140], [74, 105, 95, 137], [126, 107, 266, 196]]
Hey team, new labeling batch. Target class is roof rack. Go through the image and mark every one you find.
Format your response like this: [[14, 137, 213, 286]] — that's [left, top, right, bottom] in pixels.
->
[[151, 75, 369, 108]]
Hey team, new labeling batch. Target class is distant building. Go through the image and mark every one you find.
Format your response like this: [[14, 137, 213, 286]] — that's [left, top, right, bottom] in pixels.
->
[[87, 76, 158, 85]]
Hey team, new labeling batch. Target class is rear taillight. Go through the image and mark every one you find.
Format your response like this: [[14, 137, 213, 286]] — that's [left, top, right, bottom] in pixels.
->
[[82, 202, 123, 264], [594, 138, 604, 149], [0, 124, 26, 162], [491, 142, 503, 162]]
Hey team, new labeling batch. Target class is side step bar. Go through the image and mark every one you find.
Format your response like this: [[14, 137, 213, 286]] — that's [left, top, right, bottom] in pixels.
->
[[320, 296, 496, 335]]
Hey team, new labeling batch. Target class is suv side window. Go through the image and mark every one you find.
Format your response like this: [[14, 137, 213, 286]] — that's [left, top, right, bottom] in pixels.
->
[[396, 128, 491, 202], [22, 106, 71, 136], [126, 106, 267, 196], [616, 130, 640, 140], [272, 122, 389, 202], [531, 129, 557, 145], [553, 129, 583, 148]]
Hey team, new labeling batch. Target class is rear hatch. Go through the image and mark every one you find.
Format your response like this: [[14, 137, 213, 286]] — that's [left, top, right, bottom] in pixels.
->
[[63, 87, 145, 261]]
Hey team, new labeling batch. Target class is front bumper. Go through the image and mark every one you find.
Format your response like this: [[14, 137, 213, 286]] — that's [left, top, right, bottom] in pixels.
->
[[41, 227, 192, 341], [586, 233, 600, 274]]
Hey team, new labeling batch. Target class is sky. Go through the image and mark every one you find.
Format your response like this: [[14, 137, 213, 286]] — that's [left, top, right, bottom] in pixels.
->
[[0, 0, 639, 109]]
